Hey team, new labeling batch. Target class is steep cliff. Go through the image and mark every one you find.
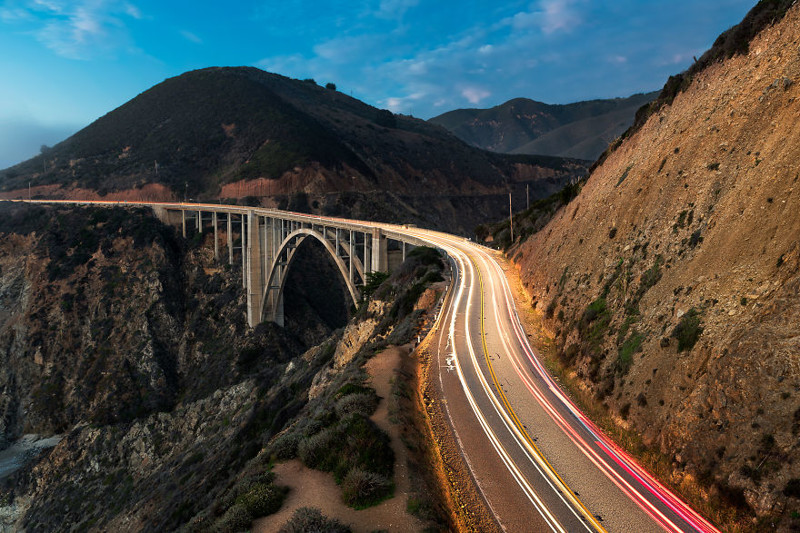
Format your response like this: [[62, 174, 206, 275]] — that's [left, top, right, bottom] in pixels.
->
[[513, 3, 800, 527], [0, 203, 446, 531]]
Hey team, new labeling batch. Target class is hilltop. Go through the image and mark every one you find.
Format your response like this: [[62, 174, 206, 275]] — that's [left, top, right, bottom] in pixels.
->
[[497, 0, 800, 528], [0, 67, 589, 234], [429, 92, 657, 160]]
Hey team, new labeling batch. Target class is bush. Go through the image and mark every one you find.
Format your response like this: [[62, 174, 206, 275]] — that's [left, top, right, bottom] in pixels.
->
[[269, 432, 300, 460], [235, 482, 287, 518], [278, 507, 351, 533], [617, 331, 644, 374], [341, 468, 393, 507], [363, 271, 389, 299], [335, 392, 379, 418], [214, 503, 252, 533], [298, 427, 338, 468], [578, 297, 610, 352], [672, 308, 703, 352]]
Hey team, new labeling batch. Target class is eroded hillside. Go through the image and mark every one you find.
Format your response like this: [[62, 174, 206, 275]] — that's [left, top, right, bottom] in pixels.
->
[[513, 3, 800, 528]]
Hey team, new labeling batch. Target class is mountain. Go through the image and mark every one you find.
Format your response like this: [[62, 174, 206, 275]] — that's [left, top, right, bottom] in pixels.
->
[[0, 67, 589, 234], [499, 0, 800, 528], [428, 92, 657, 160]]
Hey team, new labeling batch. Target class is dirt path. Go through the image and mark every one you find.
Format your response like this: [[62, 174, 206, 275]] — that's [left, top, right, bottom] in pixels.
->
[[254, 345, 426, 533]]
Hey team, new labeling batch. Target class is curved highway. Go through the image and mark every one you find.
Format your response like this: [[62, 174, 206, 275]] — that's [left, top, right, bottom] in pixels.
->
[[16, 200, 720, 532], [405, 226, 720, 533]]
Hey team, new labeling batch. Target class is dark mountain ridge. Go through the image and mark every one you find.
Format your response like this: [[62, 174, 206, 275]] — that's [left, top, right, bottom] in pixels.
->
[[429, 91, 658, 160], [0, 67, 589, 234]]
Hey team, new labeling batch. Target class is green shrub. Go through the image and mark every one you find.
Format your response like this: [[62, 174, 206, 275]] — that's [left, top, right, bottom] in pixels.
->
[[234, 482, 287, 518], [269, 432, 300, 460], [298, 427, 338, 468], [672, 308, 703, 352], [336, 383, 372, 397], [617, 331, 644, 374], [341, 468, 393, 508], [578, 298, 610, 352], [335, 393, 379, 418], [214, 503, 252, 533], [363, 271, 389, 299], [278, 507, 351, 533]]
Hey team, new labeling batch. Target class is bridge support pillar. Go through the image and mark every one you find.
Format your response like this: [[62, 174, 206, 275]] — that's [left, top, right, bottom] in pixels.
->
[[241, 214, 247, 289], [197, 210, 202, 233], [364, 232, 371, 279], [213, 213, 219, 260], [227, 213, 233, 265], [372, 229, 388, 273], [182, 210, 186, 238], [349, 230, 355, 286], [246, 210, 264, 328]]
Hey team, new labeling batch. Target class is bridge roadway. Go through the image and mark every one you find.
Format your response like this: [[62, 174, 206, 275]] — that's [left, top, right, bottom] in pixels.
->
[[21, 200, 719, 532]]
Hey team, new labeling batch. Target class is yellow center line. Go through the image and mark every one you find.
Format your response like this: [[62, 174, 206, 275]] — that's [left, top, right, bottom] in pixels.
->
[[469, 253, 608, 533]]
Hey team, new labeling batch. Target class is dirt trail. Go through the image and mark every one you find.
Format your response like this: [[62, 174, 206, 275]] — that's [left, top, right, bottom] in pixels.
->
[[254, 345, 426, 532]]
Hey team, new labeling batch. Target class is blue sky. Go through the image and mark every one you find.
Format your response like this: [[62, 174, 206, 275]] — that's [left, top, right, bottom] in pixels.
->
[[0, 0, 755, 169]]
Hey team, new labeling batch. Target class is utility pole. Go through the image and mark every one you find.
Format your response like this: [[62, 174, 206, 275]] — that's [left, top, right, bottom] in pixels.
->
[[28, 181, 31, 202], [509, 192, 514, 243]]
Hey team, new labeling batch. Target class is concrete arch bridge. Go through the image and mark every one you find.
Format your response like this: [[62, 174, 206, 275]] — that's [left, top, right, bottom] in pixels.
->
[[151, 204, 430, 327]]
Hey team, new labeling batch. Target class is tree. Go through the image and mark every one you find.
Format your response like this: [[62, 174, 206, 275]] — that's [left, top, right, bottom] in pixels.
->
[[325, 82, 337, 90], [374, 109, 396, 128]]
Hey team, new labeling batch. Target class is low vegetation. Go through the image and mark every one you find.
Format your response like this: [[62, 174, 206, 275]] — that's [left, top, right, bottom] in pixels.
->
[[267, 246, 446, 510], [278, 507, 351, 533]]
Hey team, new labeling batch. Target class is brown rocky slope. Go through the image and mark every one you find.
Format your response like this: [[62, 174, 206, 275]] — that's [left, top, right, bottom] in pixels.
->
[[512, 3, 800, 528]]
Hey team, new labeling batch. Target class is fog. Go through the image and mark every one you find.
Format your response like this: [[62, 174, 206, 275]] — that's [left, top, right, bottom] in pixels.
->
[[0, 118, 80, 170]]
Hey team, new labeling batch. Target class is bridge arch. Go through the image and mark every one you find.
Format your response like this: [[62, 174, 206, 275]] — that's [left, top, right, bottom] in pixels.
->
[[259, 227, 363, 325]]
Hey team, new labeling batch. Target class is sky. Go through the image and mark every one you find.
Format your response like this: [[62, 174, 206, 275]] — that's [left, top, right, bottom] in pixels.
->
[[0, 0, 756, 169]]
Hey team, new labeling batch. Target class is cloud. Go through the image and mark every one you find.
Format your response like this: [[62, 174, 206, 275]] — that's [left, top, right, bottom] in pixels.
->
[[382, 91, 427, 113], [1, 0, 142, 60], [538, 0, 583, 34], [374, 0, 419, 19], [508, 0, 584, 35], [0, 6, 33, 22], [180, 30, 202, 44], [460, 86, 491, 104]]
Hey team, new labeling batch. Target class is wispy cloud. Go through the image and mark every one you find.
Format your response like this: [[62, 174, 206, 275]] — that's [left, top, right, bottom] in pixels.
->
[[537, 0, 583, 34], [1, 0, 142, 60], [180, 30, 202, 44], [374, 0, 419, 19], [460, 86, 491, 105]]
